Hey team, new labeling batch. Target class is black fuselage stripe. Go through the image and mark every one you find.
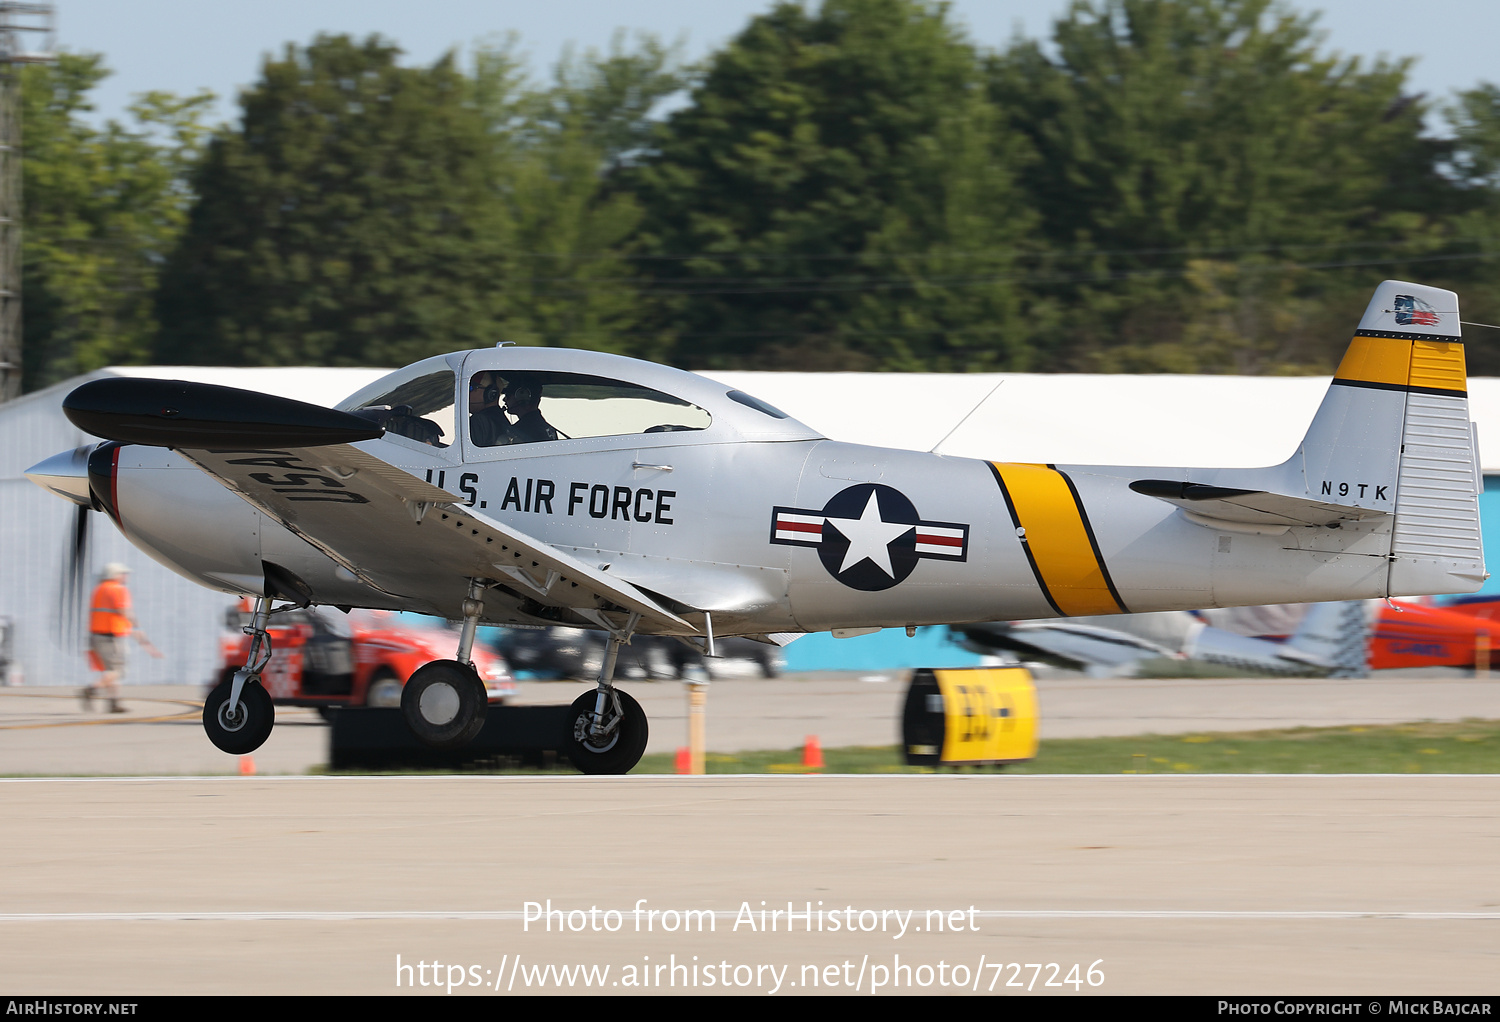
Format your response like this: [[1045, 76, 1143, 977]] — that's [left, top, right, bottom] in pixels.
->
[[1051, 465, 1131, 615], [1351, 330, 1462, 344], [1331, 378, 1467, 398], [987, 462, 1065, 617]]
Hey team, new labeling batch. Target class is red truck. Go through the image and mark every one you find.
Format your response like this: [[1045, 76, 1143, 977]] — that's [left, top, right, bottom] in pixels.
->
[[217, 605, 515, 711]]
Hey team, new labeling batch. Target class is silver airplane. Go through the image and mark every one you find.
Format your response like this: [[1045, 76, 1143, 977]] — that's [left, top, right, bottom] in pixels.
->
[[958, 603, 1354, 678], [25, 280, 1487, 772]]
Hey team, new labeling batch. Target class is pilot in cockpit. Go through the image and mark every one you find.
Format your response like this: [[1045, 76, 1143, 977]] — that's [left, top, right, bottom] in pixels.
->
[[469, 371, 511, 447], [501, 376, 559, 444]]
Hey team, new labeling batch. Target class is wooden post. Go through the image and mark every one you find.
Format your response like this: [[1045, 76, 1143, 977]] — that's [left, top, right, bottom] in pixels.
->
[[1477, 632, 1490, 679], [688, 682, 707, 774]]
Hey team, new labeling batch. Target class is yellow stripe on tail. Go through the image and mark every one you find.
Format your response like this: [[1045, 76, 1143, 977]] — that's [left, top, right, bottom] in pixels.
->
[[1334, 334, 1466, 395]]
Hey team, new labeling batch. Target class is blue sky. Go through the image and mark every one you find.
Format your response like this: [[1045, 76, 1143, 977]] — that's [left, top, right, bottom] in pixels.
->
[[56, 1, 1500, 131]]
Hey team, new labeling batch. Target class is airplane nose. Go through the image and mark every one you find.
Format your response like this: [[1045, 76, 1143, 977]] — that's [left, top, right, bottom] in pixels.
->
[[25, 445, 97, 507]]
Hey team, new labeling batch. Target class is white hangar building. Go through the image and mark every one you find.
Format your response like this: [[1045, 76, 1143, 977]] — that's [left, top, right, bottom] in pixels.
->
[[5, 362, 1500, 687]]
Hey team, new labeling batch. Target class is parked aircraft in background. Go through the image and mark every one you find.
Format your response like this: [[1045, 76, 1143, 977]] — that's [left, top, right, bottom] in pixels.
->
[[958, 602, 1354, 677], [1368, 597, 1500, 671], [962, 597, 1500, 677]]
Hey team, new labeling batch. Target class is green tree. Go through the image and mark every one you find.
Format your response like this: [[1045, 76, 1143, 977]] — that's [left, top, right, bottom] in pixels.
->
[[1436, 83, 1500, 374], [990, 0, 1449, 373], [155, 35, 509, 367], [21, 53, 212, 389], [472, 32, 688, 356], [157, 33, 686, 365], [1445, 84, 1500, 193], [629, 0, 1040, 371], [539, 31, 689, 171]]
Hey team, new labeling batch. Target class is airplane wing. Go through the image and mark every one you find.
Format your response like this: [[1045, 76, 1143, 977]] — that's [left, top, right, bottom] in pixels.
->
[[965, 616, 1337, 678], [178, 442, 694, 631], [1129, 480, 1389, 528], [1181, 623, 1335, 674], [960, 621, 1178, 674], [62, 377, 693, 632]]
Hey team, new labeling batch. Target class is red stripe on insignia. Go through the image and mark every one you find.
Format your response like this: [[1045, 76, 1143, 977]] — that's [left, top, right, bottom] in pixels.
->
[[914, 532, 963, 547], [777, 520, 822, 535]]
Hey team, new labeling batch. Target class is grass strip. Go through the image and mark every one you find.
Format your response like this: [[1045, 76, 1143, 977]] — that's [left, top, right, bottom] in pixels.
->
[[631, 719, 1500, 774]]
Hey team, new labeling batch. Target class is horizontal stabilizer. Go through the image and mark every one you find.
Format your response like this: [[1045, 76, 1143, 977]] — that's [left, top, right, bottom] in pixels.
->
[[1129, 479, 1390, 528]]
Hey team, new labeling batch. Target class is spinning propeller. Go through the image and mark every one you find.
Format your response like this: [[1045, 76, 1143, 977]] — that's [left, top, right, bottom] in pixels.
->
[[24, 443, 106, 653]]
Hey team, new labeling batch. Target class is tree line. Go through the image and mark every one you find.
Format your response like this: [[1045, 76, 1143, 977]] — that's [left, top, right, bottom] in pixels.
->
[[20, 0, 1500, 390]]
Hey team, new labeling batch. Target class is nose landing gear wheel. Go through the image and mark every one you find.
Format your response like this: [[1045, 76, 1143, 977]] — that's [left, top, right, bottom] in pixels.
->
[[563, 689, 648, 774], [401, 660, 487, 749], [203, 678, 276, 755]]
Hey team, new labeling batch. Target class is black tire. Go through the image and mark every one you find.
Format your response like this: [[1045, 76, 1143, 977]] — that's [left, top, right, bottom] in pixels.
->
[[563, 688, 648, 774], [759, 656, 781, 679], [400, 660, 487, 750], [203, 677, 275, 755]]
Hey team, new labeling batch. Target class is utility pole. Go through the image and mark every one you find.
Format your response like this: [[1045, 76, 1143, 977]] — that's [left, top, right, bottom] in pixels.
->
[[0, 2, 52, 403]]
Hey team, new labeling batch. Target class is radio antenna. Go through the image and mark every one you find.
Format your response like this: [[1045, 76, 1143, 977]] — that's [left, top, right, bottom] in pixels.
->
[[928, 378, 1005, 454]]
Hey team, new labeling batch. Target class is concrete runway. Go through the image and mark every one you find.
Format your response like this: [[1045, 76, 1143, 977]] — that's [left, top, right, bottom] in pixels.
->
[[3, 674, 1499, 995], [3, 774, 1499, 995]]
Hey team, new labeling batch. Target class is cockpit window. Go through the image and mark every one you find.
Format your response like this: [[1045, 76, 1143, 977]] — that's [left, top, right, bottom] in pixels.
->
[[348, 369, 456, 448], [468, 371, 711, 447]]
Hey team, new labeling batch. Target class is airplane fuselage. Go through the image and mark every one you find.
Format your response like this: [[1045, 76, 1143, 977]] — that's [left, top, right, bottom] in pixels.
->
[[105, 430, 1405, 637]]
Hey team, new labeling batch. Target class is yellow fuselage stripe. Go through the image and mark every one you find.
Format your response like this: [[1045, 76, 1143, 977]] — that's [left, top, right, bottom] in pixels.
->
[[991, 462, 1127, 616], [1334, 334, 1466, 393]]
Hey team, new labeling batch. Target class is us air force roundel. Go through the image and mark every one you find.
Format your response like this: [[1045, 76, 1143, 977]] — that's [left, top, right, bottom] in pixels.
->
[[770, 483, 969, 591]]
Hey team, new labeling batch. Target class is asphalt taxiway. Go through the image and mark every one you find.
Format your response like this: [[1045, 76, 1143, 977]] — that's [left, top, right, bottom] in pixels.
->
[[3, 774, 1498, 994], [3, 673, 1498, 995]]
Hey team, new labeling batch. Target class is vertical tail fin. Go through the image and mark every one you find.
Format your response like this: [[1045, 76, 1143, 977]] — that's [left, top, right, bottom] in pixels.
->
[[1294, 281, 1485, 596]]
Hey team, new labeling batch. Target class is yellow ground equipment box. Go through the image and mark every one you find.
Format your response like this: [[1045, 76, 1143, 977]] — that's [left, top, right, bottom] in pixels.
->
[[901, 667, 1038, 767]]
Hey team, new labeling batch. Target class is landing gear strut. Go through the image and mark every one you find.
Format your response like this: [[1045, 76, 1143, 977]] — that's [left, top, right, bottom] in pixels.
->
[[402, 578, 490, 749], [203, 595, 276, 754], [564, 627, 649, 774]]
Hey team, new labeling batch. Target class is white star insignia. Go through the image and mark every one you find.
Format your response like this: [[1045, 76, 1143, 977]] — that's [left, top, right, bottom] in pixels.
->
[[824, 491, 914, 578]]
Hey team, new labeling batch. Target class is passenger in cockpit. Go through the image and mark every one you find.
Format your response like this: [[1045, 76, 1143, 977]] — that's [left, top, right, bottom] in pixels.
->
[[502, 378, 559, 444]]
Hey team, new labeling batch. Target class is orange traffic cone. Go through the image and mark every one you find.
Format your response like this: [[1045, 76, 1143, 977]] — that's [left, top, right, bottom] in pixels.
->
[[238, 755, 256, 776], [675, 747, 691, 774], [802, 735, 825, 770]]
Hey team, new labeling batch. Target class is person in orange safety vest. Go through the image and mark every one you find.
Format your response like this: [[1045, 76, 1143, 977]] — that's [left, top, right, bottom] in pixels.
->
[[85, 563, 160, 712]]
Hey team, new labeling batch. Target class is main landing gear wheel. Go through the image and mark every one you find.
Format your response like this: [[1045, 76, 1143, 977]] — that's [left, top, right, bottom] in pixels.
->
[[564, 688, 648, 775], [203, 678, 275, 755], [401, 660, 487, 750]]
